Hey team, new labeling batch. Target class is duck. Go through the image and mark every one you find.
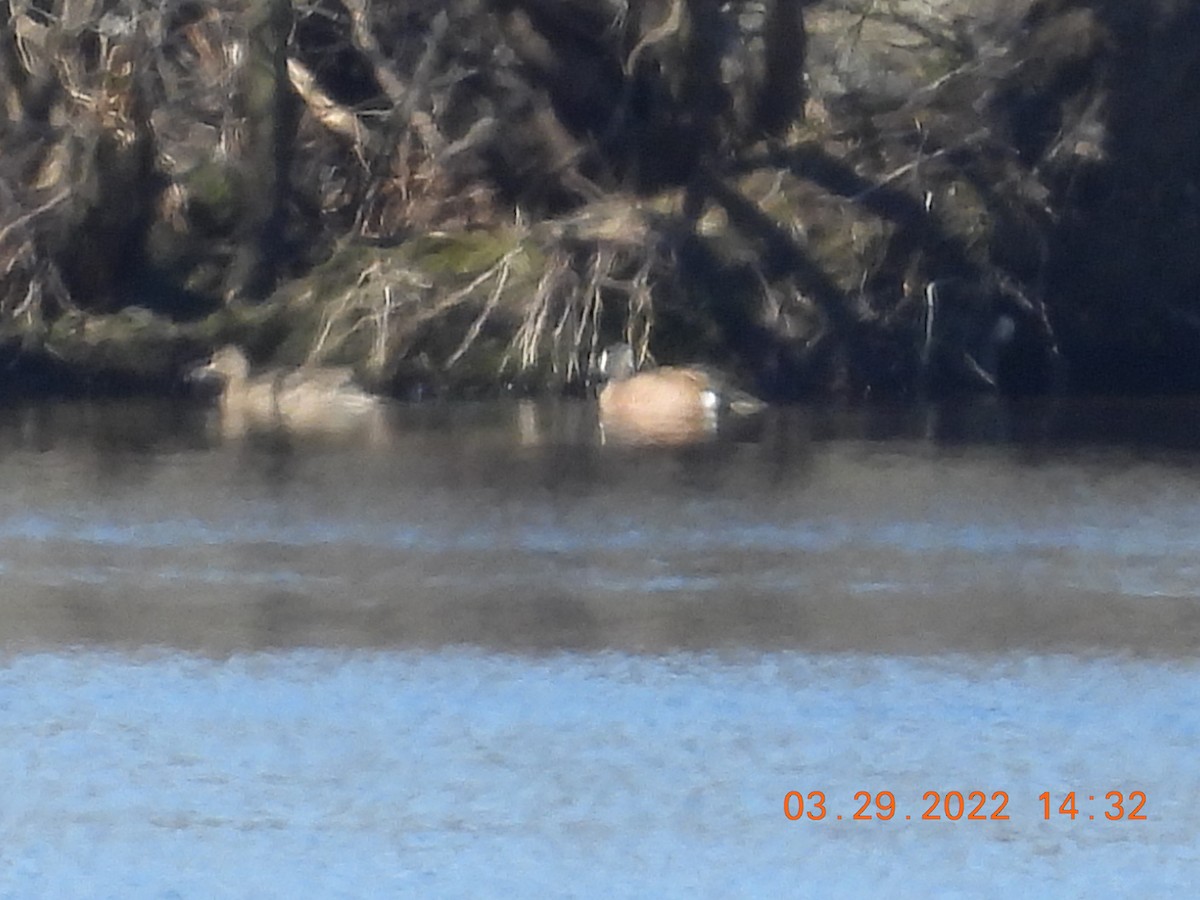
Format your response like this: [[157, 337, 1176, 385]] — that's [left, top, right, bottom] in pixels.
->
[[593, 343, 766, 445], [188, 345, 383, 436]]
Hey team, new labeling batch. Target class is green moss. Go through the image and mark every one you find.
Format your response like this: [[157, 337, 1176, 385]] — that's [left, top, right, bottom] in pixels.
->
[[406, 231, 523, 276], [43, 308, 183, 377], [936, 178, 993, 261], [300, 243, 385, 292], [916, 47, 968, 84], [186, 162, 243, 234]]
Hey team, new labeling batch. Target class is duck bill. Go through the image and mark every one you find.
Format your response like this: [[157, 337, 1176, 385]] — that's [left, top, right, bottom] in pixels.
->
[[186, 361, 223, 388]]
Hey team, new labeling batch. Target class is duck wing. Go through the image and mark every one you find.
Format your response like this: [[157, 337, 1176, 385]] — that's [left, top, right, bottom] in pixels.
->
[[276, 366, 360, 395], [663, 365, 766, 416]]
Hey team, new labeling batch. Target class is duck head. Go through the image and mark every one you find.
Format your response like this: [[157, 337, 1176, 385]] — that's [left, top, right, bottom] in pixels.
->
[[594, 343, 639, 383], [187, 345, 251, 389]]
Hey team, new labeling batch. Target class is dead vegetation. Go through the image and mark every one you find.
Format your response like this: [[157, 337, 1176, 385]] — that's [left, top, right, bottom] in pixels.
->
[[1, 0, 1199, 395]]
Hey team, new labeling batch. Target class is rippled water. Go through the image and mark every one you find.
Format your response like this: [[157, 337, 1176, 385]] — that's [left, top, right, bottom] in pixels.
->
[[1, 397, 1198, 896]]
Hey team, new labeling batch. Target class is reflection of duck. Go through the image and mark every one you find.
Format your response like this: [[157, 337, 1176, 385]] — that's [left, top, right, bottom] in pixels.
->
[[594, 343, 766, 446], [188, 346, 383, 436]]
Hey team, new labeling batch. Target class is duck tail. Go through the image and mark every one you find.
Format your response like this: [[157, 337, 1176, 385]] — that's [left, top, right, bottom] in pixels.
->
[[726, 389, 767, 416]]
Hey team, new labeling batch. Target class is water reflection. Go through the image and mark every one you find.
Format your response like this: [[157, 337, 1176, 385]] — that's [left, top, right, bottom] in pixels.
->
[[0, 396, 1198, 654]]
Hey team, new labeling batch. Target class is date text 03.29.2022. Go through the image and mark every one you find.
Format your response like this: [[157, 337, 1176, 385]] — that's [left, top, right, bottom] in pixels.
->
[[784, 790, 1148, 822]]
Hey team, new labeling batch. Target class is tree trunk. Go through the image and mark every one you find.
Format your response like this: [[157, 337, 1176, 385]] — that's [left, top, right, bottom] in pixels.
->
[[226, 0, 296, 300]]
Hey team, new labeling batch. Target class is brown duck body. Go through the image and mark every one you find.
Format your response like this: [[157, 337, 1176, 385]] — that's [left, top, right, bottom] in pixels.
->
[[595, 344, 765, 446], [189, 346, 383, 436]]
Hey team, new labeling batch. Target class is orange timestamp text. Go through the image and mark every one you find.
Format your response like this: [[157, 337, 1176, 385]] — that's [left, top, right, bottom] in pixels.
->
[[784, 790, 1147, 822], [1038, 791, 1146, 821]]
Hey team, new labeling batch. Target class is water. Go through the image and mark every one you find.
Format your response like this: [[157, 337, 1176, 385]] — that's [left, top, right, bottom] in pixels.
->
[[0, 397, 1198, 897]]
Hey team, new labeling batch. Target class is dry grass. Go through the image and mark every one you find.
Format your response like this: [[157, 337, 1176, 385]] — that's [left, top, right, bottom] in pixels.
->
[[290, 194, 680, 386], [505, 200, 674, 381]]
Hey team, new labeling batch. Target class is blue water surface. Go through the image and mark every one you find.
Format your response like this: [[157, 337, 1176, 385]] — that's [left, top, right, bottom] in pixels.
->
[[1, 649, 1196, 899]]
